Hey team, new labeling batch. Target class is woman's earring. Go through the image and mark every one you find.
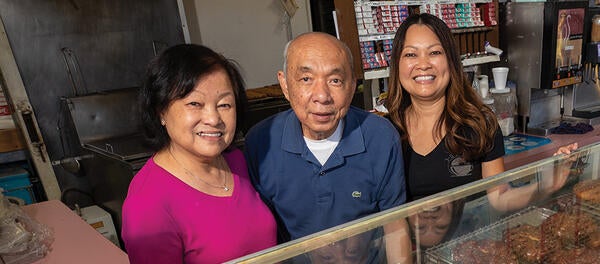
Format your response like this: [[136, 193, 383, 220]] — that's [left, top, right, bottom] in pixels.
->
[[161, 120, 166, 126]]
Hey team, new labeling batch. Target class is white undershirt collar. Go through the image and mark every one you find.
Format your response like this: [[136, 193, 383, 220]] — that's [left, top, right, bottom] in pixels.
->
[[304, 120, 344, 166]]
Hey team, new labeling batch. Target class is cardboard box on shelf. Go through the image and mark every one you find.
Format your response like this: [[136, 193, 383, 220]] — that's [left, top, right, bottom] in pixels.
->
[[0, 87, 15, 130], [0, 128, 26, 153]]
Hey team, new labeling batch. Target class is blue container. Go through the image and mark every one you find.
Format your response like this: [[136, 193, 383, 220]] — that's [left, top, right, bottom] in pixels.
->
[[0, 167, 34, 204]]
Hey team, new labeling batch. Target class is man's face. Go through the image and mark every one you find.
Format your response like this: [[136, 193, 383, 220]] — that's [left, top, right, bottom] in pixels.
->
[[278, 34, 356, 140]]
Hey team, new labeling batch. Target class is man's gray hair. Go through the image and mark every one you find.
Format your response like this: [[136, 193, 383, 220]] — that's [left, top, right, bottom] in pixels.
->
[[282, 40, 292, 76]]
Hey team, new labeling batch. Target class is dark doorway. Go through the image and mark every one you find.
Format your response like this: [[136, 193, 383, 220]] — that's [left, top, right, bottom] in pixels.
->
[[310, 0, 336, 36]]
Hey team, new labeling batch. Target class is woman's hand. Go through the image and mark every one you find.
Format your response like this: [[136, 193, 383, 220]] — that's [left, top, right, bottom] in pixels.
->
[[541, 142, 580, 194], [553, 142, 578, 156]]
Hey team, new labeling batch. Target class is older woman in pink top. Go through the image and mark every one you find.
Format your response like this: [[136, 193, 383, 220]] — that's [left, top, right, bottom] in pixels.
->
[[121, 44, 277, 263]]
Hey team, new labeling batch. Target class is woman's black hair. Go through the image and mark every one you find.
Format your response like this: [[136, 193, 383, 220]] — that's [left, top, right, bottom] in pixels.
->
[[139, 44, 248, 151], [411, 199, 466, 250]]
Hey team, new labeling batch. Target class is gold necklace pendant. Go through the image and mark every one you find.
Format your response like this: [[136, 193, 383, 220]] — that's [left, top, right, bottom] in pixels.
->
[[168, 148, 230, 192]]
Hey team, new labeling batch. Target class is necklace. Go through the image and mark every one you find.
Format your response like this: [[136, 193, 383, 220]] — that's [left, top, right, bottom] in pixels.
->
[[168, 148, 230, 192]]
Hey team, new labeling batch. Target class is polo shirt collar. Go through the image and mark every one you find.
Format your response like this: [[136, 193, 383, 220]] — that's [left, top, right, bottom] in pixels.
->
[[281, 109, 366, 157]]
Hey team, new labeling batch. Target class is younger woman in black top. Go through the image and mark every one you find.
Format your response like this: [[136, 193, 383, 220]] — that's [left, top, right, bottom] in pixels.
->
[[386, 13, 577, 247]]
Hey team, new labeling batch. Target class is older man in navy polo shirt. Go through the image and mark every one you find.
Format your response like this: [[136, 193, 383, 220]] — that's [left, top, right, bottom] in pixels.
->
[[244, 32, 410, 263]]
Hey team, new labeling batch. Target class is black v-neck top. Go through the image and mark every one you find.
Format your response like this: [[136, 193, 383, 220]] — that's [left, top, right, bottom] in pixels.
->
[[404, 128, 505, 201]]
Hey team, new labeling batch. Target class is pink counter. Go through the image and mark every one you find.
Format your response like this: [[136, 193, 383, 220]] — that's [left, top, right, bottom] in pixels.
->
[[504, 125, 600, 170], [22, 200, 129, 264]]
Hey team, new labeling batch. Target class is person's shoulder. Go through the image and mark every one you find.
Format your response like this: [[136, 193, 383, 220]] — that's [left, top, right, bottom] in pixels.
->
[[127, 159, 175, 199], [124, 162, 169, 212], [127, 158, 157, 188]]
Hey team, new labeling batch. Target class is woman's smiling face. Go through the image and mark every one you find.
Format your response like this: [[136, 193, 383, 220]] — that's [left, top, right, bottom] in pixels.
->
[[409, 203, 454, 247], [398, 24, 450, 102], [161, 68, 236, 159]]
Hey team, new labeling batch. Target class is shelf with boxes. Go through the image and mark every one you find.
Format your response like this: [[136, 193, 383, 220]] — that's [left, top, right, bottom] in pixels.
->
[[0, 166, 35, 205], [0, 81, 26, 154], [0, 83, 37, 205], [353, 0, 499, 79], [0, 83, 14, 130]]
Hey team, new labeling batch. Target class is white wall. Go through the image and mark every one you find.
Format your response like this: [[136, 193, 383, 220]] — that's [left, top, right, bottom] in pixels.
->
[[182, 0, 312, 89]]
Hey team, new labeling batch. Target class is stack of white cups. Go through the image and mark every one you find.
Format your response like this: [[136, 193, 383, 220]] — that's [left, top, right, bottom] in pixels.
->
[[492, 67, 509, 91], [477, 75, 489, 99], [490, 67, 513, 136]]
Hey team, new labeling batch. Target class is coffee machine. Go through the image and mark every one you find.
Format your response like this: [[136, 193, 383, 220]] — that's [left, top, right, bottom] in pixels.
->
[[567, 4, 600, 123], [501, 1, 588, 135]]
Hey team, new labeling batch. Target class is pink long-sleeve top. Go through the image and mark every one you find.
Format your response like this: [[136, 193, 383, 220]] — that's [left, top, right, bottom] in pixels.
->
[[121, 148, 277, 264]]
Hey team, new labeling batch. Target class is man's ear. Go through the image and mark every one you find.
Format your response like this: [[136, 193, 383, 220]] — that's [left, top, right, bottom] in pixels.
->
[[277, 71, 290, 101]]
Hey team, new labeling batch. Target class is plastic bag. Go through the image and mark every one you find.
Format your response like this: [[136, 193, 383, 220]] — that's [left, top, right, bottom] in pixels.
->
[[0, 190, 53, 264]]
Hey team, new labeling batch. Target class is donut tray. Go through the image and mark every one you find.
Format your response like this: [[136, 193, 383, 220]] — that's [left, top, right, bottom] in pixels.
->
[[424, 206, 555, 264], [424, 193, 600, 264]]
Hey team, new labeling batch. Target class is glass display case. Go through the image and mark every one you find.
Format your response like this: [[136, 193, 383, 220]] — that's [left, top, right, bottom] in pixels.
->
[[228, 141, 600, 263]]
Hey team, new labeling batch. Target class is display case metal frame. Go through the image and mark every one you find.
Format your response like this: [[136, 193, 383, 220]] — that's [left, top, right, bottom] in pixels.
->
[[228, 141, 600, 263]]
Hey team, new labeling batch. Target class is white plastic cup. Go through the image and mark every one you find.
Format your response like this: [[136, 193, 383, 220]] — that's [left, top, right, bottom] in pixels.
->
[[477, 75, 489, 99], [492, 67, 509, 90]]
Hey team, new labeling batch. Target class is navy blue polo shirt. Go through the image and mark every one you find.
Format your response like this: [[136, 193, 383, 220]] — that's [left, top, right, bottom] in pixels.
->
[[245, 106, 406, 240]]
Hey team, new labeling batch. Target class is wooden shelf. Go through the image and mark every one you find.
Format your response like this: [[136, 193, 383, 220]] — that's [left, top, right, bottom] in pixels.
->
[[364, 68, 390, 80], [451, 26, 495, 34], [461, 54, 500, 66]]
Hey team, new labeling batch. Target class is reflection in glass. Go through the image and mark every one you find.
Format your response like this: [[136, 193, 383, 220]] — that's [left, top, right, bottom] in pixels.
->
[[409, 199, 465, 249], [308, 232, 375, 264]]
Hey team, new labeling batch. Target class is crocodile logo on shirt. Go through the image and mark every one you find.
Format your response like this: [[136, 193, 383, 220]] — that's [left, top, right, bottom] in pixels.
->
[[352, 191, 362, 198]]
